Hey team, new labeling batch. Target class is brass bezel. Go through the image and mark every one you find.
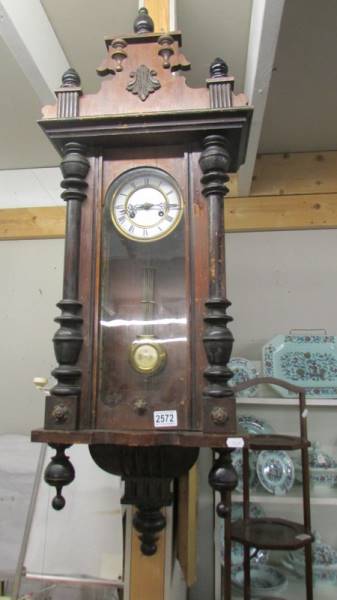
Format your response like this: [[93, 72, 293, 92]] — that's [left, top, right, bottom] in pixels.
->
[[109, 166, 183, 242], [128, 335, 167, 375]]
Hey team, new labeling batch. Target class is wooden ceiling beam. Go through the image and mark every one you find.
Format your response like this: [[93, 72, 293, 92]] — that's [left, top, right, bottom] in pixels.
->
[[251, 151, 337, 196], [142, 0, 176, 32], [2, 192, 337, 241], [226, 193, 337, 233], [0, 0, 69, 104]]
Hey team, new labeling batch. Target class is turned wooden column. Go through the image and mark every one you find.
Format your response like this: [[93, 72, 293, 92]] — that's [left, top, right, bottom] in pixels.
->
[[209, 450, 238, 600], [51, 141, 89, 403], [199, 134, 236, 433]]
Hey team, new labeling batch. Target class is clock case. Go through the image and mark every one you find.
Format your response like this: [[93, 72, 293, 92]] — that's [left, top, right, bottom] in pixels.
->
[[31, 9, 252, 557]]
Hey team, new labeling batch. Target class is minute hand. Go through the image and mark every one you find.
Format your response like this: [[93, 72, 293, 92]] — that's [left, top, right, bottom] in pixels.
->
[[134, 202, 179, 210]]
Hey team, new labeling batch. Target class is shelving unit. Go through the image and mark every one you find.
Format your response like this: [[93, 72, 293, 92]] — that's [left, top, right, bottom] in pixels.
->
[[215, 386, 337, 599], [237, 397, 337, 407], [233, 484, 337, 506]]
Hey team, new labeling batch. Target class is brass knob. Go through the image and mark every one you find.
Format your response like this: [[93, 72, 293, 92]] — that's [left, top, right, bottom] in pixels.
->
[[210, 406, 228, 425], [33, 377, 48, 390], [133, 399, 147, 415], [51, 404, 69, 423]]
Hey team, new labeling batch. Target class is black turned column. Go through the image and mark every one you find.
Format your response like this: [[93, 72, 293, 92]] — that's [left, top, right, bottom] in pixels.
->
[[44, 141, 89, 509], [48, 142, 89, 411], [199, 134, 235, 433]]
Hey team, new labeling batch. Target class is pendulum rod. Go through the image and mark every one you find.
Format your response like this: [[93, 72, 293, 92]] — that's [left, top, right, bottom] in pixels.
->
[[141, 267, 156, 336]]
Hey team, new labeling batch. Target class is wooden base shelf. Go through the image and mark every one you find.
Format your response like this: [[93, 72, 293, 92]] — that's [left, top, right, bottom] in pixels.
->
[[248, 434, 310, 451], [231, 518, 313, 551], [31, 428, 247, 448]]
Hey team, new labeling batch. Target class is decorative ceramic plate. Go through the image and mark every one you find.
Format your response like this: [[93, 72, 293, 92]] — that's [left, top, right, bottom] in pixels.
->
[[238, 414, 274, 436], [232, 449, 258, 493], [229, 357, 259, 397], [220, 536, 269, 567], [232, 565, 288, 596], [262, 333, 337, 397], [256, 450, 295, 495], [222, 504, 266, 566], [295, 443, 337, 487], [284, 535, 337, 584], [231, 502, 265, 522]]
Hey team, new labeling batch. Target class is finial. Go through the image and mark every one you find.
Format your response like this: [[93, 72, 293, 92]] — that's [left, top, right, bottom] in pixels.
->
[[61, 68, 81, 88], [210, 57, 229, 78], [134, 7, 154, 34], [44, 444, 75, 510]]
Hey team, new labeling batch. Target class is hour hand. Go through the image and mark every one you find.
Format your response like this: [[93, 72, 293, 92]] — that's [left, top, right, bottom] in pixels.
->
[[127, 204, 137, 218], [136, 202, 154, 211]]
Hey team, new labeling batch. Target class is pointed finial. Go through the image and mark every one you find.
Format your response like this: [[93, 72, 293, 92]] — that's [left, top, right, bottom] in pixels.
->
[[61, 68, 81, 87], [210, 57, 229, 78], [134, 7, 154, 34]]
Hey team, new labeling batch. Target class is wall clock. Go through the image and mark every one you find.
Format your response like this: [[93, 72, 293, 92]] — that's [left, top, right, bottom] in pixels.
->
[[32, 7, 252, 585]]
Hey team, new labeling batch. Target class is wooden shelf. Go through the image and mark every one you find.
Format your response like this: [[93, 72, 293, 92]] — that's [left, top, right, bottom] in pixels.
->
[[231, 518, 312, 550], [233, 484, 337, 506], [248, 434, 307, 451], [237, 396, 337, 407]]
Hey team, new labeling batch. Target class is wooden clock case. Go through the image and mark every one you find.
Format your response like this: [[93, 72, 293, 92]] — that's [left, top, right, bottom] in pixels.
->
[[31, 8, 252, 557]]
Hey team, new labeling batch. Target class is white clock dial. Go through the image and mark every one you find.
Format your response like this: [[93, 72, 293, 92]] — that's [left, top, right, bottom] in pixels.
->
[[110, 167, 183, 242]]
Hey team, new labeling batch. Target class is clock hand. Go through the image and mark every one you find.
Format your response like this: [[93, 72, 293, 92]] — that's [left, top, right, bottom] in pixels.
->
[[140, 202, 179, 210], [134, 202, 154, 211], [127, 204, 137, 218]]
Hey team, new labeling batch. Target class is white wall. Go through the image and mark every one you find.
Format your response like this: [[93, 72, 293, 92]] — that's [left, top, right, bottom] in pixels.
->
[[228, 228, 337, 357], [0, 229, 336, 434], [0, 238, 63, 433]]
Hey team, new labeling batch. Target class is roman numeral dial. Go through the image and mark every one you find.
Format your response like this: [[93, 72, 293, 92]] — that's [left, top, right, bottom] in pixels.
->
[[110, 167, 183, 242]]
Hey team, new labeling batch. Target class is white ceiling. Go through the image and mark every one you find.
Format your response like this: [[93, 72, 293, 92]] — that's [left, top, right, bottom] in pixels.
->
[[0, 35, 57, 169], [259, 0, 337, 153], [0, 0, 336, 170], [0, 0, 252, 169]]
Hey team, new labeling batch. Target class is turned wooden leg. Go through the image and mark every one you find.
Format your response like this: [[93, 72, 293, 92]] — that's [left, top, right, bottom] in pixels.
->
[[209, 449, 238, 600]]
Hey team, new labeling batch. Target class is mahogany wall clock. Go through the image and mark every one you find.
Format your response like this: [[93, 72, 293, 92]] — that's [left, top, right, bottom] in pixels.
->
[[32, 7, 252, 566]]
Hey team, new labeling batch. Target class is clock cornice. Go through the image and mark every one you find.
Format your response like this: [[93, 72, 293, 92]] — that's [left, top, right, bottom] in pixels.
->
[[40, 20, 250, 126]]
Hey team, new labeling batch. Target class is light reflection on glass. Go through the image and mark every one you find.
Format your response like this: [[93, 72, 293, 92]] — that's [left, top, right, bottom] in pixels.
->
[[131, 337, 187, 344], [101, 317, 187, 328]]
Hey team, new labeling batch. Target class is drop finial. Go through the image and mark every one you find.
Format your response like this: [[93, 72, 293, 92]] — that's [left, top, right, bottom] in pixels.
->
[[44, 444, 75, 510], [210, 57, 229, 78], [134, 7, 154, 34]]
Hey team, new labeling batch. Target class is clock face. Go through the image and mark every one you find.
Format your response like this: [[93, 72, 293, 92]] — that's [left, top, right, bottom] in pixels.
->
[[110, 167, 183, 242]]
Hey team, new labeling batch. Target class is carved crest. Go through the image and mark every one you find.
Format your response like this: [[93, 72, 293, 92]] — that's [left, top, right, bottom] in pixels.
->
[[127, 64, 161, 101]]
